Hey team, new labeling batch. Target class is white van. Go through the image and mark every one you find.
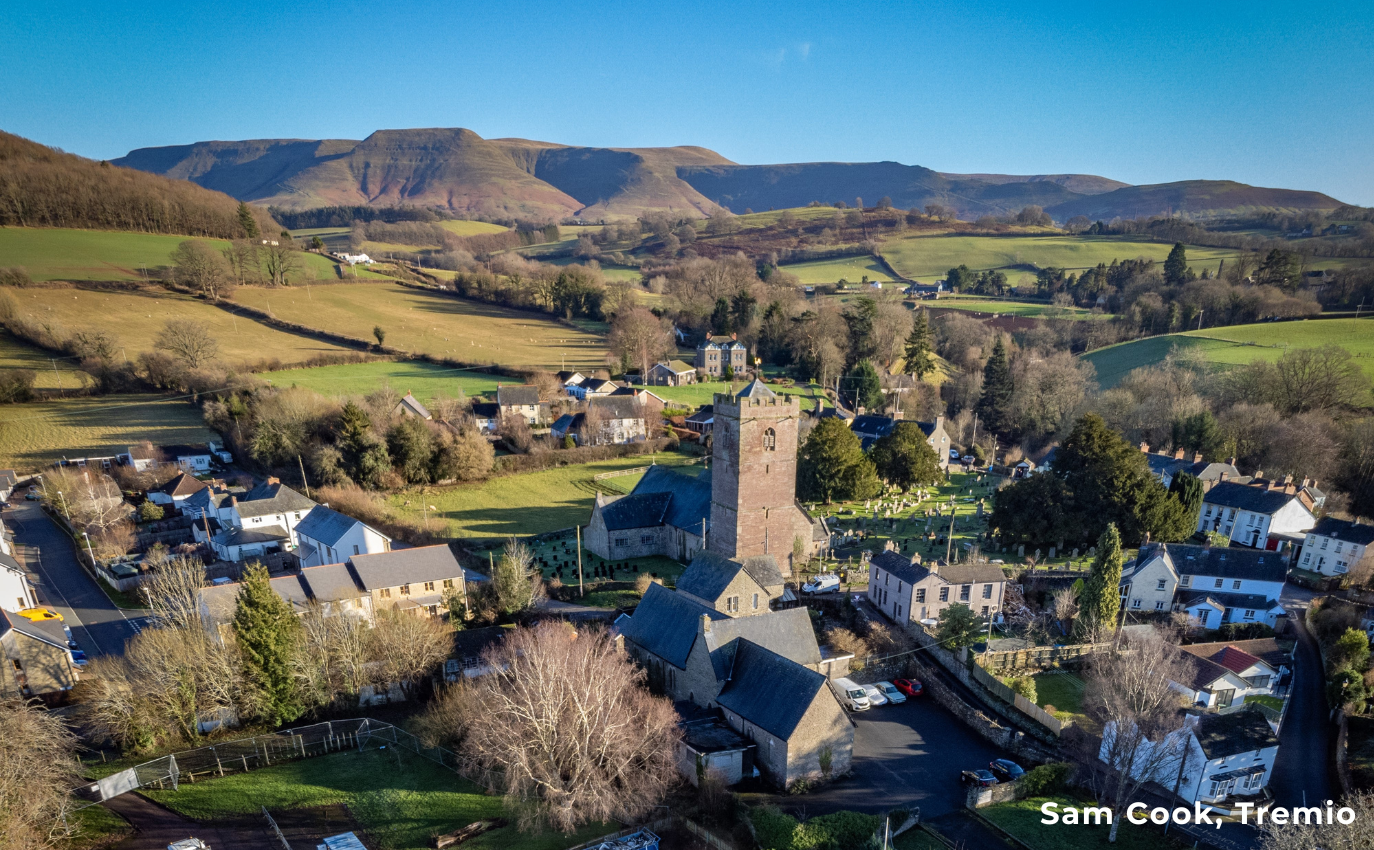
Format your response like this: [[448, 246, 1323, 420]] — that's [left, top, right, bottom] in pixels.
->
[[831, 677, 870, 711], [802, 574, 841, 595]]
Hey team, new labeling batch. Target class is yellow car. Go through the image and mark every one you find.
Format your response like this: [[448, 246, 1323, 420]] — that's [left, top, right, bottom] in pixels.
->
[[15, 607, 63, 623]]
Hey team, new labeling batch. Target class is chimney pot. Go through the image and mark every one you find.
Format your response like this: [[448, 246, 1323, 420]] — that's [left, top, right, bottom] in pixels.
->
[[1174, 448, 1185, 460], [1227, 457, 1237, 467], [1301, 477, 1311, 489], [1284, 473, 1293, 485], [1254, 470, 1263, 481], [1193, 452, 1203, 464], [700, 613, 712, 634], [1311, 480, 1319, 490], [1140, 442, 1150, 453], [266, 476, 279, 485]]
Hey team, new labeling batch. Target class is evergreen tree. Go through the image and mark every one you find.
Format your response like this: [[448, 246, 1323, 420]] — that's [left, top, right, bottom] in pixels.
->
[[870, 422, 944, 492], [1170, 411, 1225, 460], [710, 297, 733, 335], [1163, 242, 1188, 286], [237, 202, 260, 239], [337, 401, 391, 488], [387, 417, 435, 484], [1168, 472, 1204, 527], [936, 604, 982, 649], [842, 359, 883, 412], [798, 418, 881, 504], [977, 335, 1014, 438], [1075, 524, 1123, 640], [233, 562, 303, 724], [904, 308, 935, 381]]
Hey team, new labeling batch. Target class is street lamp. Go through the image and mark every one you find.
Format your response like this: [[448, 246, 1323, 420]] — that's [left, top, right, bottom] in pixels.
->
[[56, 490, 70, 523], [81, 531, 96, 566]]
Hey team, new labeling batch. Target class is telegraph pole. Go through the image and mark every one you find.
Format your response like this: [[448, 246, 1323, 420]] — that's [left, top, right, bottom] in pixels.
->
[[576, 525, 584, 598]]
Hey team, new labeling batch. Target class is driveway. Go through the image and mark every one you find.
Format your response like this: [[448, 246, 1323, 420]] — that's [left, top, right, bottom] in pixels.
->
[[5, 498, 148, 657], [1269, 610, 1333, 810]]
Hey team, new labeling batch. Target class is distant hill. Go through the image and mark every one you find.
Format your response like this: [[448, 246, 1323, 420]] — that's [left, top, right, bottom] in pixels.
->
[[1046, 180, 1344, 221], [0, 130, 276, 238], [113, 126, 1347, 222]]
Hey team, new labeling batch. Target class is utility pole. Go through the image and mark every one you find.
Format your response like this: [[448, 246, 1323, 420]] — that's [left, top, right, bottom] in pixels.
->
[[576, 525, 584, 598], [51, 359, 62, 396], [297, 455, 311, 499]]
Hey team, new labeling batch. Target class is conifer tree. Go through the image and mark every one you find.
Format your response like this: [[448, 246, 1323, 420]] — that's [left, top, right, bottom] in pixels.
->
[[904, 308, 935, 381], [1075, 524, 1123, 640], [977, 335, 1014, 438], [1164, 242, 1187, 286], [798, 417, 881, 504], [337, 401, 391, 488], [233, 562, 303, 724], [237, 201, 260, 239], [870, 421, 944, 492]]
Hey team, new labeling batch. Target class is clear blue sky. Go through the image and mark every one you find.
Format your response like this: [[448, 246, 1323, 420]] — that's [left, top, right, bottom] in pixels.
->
[[4, 1, 1372, 204]]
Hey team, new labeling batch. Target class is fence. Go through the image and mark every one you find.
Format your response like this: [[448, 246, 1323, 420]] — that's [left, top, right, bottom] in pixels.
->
[[977, 642, 1111, 673], [966, 662, 1064, 734]]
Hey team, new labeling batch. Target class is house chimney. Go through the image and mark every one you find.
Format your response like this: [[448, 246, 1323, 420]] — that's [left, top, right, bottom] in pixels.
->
[[1193, 452, 1203, 464], [1227, 457, 1237, 467], [928, 562, 941, 575], [1174, 448, 1185, 460], [731, 332, 737, 340], [1301, 477, 1311, 489], [229, 496, 238, 507], [1203, 537, 1211, 550], [1283, 473, 1293, 485], [1139, 442, 1150, 453], [266, 476, 279, 485], [1253, 470, 1263, 481], [1285, 482, 1297, 495], [699, 613, 712, 635], [1311, 480, 1319, 490]]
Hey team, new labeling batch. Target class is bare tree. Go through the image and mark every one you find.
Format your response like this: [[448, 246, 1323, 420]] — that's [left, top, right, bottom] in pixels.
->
[[369, 609, 451, 696], [155, 319, 220, 368], [1271, 345, 1369, 414], [499, 413, 534, 453], [427, 389, 468, 423], [1051, 585, 1080, 636], [261, 240, 301, 287], [459, 622, 679, 831], [297, 601, 371, 707], [607, 307, 674, 381], [171, 238, 234, 300], [1077, 629, 1192, 842], [140, 552, 207, 631], [221, 239, 259, 287], [47, 468, 130, 535], [76, 655, 156, 751], [1259, 790, 1373, 850], [0, 699, 80, 850]]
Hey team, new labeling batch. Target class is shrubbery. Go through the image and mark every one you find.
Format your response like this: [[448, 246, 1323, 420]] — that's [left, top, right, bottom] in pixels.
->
[[749, 806, 882, 850], [1019, 762, 1073, 797]]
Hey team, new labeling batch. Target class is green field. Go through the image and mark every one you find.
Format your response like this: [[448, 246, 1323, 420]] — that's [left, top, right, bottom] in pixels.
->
[[265, 360, 506, 401], [0, 226, 387, 282], [391, 454, 698, 539], [437, 220, 510, 237], [1082, 317, 1374, 389], [6, 286, 357, 367], [880, 234, 1239, 282], [0, 334, 82, 389], [230, 282, 609, 370], [0, 394, 217, 470], [780, 255, 895, 284], [930, 295, 1099, 319], [143, 747, 608, 850]]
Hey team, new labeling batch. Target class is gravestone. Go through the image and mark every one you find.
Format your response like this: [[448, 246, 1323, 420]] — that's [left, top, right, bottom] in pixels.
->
[[1072, 547, 1079, 559], [1017, 544, 1025, 558], [1088, 547, 1097, 557], [1048, 546, 1056, 559]]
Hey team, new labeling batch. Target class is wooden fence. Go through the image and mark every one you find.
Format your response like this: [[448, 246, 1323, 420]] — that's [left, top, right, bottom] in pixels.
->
[[966, 661, 1065, 734], [976, 641, 1111, 672]]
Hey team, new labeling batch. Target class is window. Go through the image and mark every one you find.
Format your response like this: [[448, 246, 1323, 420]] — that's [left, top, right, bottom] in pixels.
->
[[1132, 598, 1141, 609], [1336, 542, 1345, 554], [424, 581, 435, 592], [1214, 578, 1224, 588], [885, 572, 889, 586], [443, 579, 454, 589], [916, 588, 925, 603], [763, 428, 776, 452], [1245, 674, 1271, 689], [1233, 580, 1241, 589], [1155, 601, 1165, 610], [752, 593, 759, 609], [960, 584, 971, 602], [1181, 575, 1191, 587], [1303, 552, 1311, 565], [982, 584, 992, 599], [726, 596, 739, 613], [641, 535, 653, 545], [1322, 538, 1329, 549], [1156, 579, 1167, 590], [400, 584, 410, 596], [353, 545, 360, 555], [379, 588, 391, 599], [1243, 609, 1255, 620], [981, 605, 989, 617], [615, 537, 628, 547], [939, 587, 949, 602]]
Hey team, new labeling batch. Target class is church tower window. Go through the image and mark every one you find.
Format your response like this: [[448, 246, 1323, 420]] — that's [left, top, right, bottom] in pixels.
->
[[763, 428, 776, 451]]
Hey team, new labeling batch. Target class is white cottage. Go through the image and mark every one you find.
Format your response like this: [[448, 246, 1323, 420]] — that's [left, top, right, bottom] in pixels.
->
[[1197, 481, 1316, 550], [1296, 516, 1374, 577], [1120, 543, 1287, 628]]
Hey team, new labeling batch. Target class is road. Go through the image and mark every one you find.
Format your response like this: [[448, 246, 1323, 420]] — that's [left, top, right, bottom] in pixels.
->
[[5, 498, 147, 657], [1269, 608, 1333, 810]]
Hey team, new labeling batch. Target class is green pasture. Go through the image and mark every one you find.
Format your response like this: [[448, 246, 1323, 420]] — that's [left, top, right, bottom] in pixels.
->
[[879, 234, 1239, 282], [437, 219, 511, 237], [264, 360, 506, 402], [0, 226, 386, 282], [389, 453, 699, 539], [143, 746, 608, 850], [779, 255, 895, 284], [0, 394, 217, 470], [929, 295, 1098, 319], [0, 333, 80, 389]]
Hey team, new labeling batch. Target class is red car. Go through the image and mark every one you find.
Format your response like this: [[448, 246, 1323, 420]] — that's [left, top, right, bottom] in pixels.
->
[[894, 678, 923, 697]]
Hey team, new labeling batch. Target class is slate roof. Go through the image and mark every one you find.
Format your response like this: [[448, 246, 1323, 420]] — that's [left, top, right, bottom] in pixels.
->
[[395, 393, 432, 419], [236, 482, 316, 518], [298, 562, 366, 601], [869, 550, 926, 585], [685, 405, 714, 424], [0, 608, 69, 649], [676, 551, 784, 602], [659, 360, 695, 373], [1152, 543, 1288, 583], [703, 606, 821, 679], [588, 396, 645, 420], [735, 379, 774, 399], [551, 414, 577, 435], [630, 466, 711, 534], [851, 415, 897, 439], [581, 379, 617, 394], [497, 385, 540, 407], [348, 545, 458, 591], [556, 371, 584, 385], [871, 553, 1006, 587], [453, 624, 512, 660], [716, 639, 829, 740], [471, 402, 500, 420], [701, 336, 745, 348], [295, 505, 367, 547], [620, 582, 726, 668], [915, 419, 944, 439], [1175, 650, 1238, 691], [211, 524, 289, 548], [1176, 589, 1281, 613], [1203, 481, 1303, 515], [1193, 706, 1279, 759], [599, 492, 672, 530], [156, 472, 209, 498], [1180, 638, 1292, 671], [1309, 517, 1374, 547]]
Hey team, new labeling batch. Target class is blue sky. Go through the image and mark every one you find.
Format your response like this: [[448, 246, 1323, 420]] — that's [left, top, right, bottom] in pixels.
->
[[4, 1, 1372, 204]]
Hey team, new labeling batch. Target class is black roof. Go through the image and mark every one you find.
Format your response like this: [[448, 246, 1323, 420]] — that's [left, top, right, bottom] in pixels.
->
[[677, 551, 785, 603], [472, 402, 500, 418], [1194, 706, 1279, 759], [870, 550, 926, 585], [630, 466, 711, 533], [1203, 481, 1302, 515], [850, 415, 897, 450], [1153, 543, 1287, 583], [1176, 589, 1280, 613], [703, 607, 820, 679], [452, 624, 513, 660], [716, 639, 830, 740], [685, 405, 714, 424], [620, 582, 726, 668], [869, 550, 1005, 586], [599, 492, 672, 531], [1309, 517, 1374, 547]]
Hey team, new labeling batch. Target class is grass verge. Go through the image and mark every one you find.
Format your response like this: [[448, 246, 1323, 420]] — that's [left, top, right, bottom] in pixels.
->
[[981, 796, 1189, 849]]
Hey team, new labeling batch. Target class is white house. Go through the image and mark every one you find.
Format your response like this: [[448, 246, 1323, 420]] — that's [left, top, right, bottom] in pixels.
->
[[1296, 517, 1374, 577], [1172, 639, 1290, 709], [1197, 481, 1317, 550], [867, 548, 1007, 625], [191, 478, 317, 557], [339, 253, 374, 265], [0, 552, 37, 614], [209, 525, 291, 562], [147, 472, 210, 509], [294, 505, 392, 568], [552, 396, 648, 446], [1120, 543, 1287, 628], [121, 443, 216, 473]]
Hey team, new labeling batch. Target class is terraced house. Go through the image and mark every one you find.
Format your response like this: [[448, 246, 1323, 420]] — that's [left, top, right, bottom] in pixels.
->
[[866, 548, 1007, 624], [1120, 543, 1287, 628]]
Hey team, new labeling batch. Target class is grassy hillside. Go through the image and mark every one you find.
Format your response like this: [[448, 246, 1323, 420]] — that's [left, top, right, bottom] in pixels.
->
[[0, 335, 79, 389], [1082, 318, 1374, 389], [230, 282, 608, 370], [0, 394, 216, 470], [1046, 179, 1344, 220], [880, 234, 1239, 282], [436, 220, 509, 236], [5, 286, 356, 367], [929, 295, 1100, 319], [0, 226, 387, 282], [780, 255, 895, 284], [264, 360, 505, 401]]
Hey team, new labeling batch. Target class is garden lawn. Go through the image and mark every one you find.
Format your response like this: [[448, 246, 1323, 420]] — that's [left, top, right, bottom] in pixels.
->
[[389, 453, 699, 539], [0, 394, 217, 470], [0, 226, 382, 281], [264, 360, 506, 402], [143, 747, 609, 850], [880, 234, 1238, 283], [981, 796, 1189, 850], [1244, 694, 1284, 712], [230, 282, 608, 371], [4, 286, 357, 368], [1032, 672, 1087, 722], [779, 256, 895, 284]]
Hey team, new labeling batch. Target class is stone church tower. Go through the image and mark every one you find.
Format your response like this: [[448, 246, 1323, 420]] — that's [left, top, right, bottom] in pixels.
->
[[708, 380, 816, 574]]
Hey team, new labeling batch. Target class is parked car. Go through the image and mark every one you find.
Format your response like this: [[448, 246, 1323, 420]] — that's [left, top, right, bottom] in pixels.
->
[[894, 678, 923, 697], [830, 677, 871, 711], [961, 769, 998, 787], [862, 684, 888, 706], [24, 490, 40, 501], [875, 681, 905, 703], [949, 449, 961, 461], [802, 574, 841, 595], [70, 648, 89, 667], [15, 607, 62, 623], [169, 840, 210, 850], [989, 759, 1025, 781]]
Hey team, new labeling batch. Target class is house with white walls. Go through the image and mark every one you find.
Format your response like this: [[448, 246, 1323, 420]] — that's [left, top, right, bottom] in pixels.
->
[[1296, 517, 1374, 577], [294, 505, 391, 568], [1120, 543, 1287, 628], [1197, 481, 1317, 550], [1171, 639, 1290, 709]]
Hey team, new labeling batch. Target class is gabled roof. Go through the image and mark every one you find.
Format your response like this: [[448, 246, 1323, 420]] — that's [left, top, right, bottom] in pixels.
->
[[620, 582, 726, 668], [599, 492, 672, 530], [1208, 646, 1267, 675], [211, 524, 289, 548], [914, 419, 945, 438], [1203, 481, 1306, 515], [700, 336, 745, 349], [581, 379, 617, 393], [587, 396, 645, 420], [497, 385, 540, 407], [236, 481, 316, 518], [716, 639, 829, 740], [1175, 650, 1240, 692], [1309, 516, 1374, 547], [156, 472, 209, 498], [869, 550, 926, 585], [395, 393, 432, 419], [0, 608, 69, 650], [850, 415, 897, 450], [703, 606, 821, 679], [630, 466, 711, 534], [1151, 543, 1287, 583], [471, 402, 500, 419], [551, 414, 577, 433], [1176, 589, 1281, 613], [1180, 638, 1292, 671], [556, 371, 585, 385], [298, 562, 365, 601], [1193, 706, 1279, 759], [685, 405, 714, 424], [869, 551, 1005, 587], [656, 360, 695, 374], [676, 551, 784, 603], [295, 505, 370, 547], [348, 545, 460, 591]]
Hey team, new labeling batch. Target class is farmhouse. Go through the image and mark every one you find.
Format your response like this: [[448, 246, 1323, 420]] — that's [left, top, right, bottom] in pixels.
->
[[1197, 480, 1317, 550], [647, 360, 697, 386], [695, 334, 748, 377], [496, 385, 542, 425], [866, 548, 1007, 624], [1296, 516, 1374, 577], [1120, 543, 1287, 628]]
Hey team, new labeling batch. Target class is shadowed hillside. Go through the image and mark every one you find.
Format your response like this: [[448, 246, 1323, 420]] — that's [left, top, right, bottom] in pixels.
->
[[0, 130, 277, 237], [1046, 180, 1343, 220], [938, 172, 1130, 195]]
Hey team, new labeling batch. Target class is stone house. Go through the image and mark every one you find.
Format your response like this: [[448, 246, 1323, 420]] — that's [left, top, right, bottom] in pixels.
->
[[848, 415, 952, 469], [1296, 516, 1374, 577], [1120, 543, 1287, 628], [391, 393, 432, 420], [295, 505, 392, 568], [866, 550, 1007, 624], [0, 609, 76, 699], [648, 360, 698, 386], [496, 385, 542, 425], [675, 551, 788, 615], [1197, 481, 1317, 550], [695, 334, 747, 377]]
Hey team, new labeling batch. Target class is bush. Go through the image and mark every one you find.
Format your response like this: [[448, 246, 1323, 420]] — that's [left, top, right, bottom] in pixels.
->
[[1020, 762, 1072, 797], [0, 368, 36, 404], [751, 806, 800, 850], [138, 501, 165, 522], [1219, 622, 1275, 641], [807, 811, 881, 849], [1005, 675, 1037, 703]]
